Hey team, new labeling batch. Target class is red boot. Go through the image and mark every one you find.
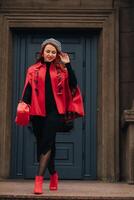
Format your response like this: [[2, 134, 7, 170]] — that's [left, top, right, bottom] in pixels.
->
[[34, 176, 43, 194], [49, 172, 58, 190]]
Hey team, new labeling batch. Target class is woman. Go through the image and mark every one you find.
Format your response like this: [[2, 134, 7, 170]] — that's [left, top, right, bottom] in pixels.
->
[[15, 38, 84, 194]]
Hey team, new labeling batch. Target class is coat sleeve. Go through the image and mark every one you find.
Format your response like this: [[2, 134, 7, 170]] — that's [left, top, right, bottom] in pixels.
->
[[65, 65, 85, 117], [65, 63, 77, 89], [22, 82, 32, 105], [21, 68, 32, 105]]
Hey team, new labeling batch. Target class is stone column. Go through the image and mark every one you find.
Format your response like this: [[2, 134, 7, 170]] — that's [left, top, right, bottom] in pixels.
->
[[121, 102, 134, 184]]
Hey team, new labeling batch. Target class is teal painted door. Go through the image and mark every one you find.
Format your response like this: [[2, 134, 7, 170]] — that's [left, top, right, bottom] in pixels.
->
[[11, 30, 98, 179]]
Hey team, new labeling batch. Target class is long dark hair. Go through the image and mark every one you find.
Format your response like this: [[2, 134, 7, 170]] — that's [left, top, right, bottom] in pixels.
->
[[35, 46, 45, 64]]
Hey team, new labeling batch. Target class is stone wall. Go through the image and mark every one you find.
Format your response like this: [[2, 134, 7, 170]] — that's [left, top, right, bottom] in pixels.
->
[[120, 0, 134, 112], [119, 0, 134, 180], [0, 0, 113, 9]]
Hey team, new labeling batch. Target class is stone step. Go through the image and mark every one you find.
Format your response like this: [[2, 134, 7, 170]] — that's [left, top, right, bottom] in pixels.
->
[[0, 196, 134, 200], [0, 180, 134, 200]]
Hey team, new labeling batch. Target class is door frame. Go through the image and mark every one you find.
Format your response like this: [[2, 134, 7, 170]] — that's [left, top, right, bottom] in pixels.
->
[[0, 9, 119, 181], [11, 31, 98, 179]]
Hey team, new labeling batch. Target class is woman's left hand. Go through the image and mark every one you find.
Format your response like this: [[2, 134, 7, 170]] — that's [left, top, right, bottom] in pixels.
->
[[59, 52, 70, 64]]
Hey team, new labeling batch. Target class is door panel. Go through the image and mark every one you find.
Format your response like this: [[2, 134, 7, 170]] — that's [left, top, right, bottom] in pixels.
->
[[11, 30, 98, 179]]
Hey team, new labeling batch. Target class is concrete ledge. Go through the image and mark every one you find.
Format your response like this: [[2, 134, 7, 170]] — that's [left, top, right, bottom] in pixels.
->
[[0, 180, 134, 200]]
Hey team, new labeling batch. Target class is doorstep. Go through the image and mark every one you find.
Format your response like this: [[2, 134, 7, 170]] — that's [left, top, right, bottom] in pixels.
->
[[0, 180, 134, 200]]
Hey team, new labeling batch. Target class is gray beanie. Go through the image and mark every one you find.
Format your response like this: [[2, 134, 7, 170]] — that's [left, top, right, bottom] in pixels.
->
[[41, 38, 62, 52]]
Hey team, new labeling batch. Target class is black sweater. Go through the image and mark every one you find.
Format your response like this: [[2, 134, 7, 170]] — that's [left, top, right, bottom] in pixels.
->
[[22, 62, 77, 113]]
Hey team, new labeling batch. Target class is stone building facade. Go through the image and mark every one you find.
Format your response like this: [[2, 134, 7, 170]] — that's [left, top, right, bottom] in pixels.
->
[[0, 0, 133, 183]]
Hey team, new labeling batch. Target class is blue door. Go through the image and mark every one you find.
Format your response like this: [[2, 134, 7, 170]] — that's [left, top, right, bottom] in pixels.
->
[[11, 30, 98, 179]]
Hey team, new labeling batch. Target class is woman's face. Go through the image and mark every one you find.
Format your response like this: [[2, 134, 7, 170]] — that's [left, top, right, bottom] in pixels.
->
[[43, 44, 57, 62]]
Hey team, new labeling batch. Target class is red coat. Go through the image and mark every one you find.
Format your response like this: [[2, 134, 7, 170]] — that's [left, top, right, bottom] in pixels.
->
[[22, 62, 84, 118]]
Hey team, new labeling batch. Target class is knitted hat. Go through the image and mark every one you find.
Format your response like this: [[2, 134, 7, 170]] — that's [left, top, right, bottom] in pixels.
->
[[41, 38, 62, 52]]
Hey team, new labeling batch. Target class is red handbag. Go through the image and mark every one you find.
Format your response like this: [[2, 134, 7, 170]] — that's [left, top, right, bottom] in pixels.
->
[[15, 101, 30, 126]]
